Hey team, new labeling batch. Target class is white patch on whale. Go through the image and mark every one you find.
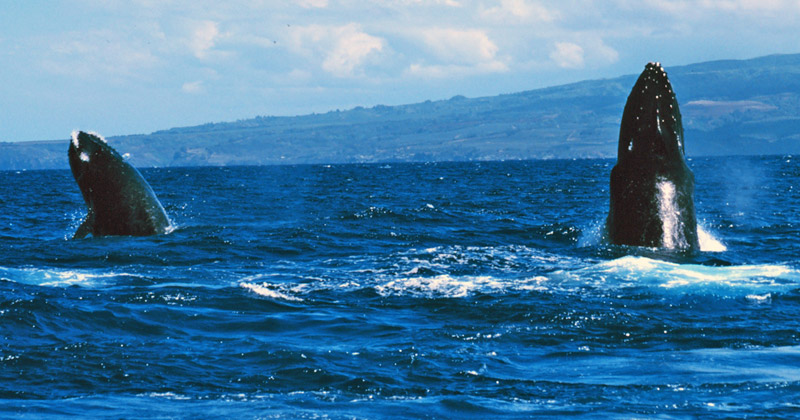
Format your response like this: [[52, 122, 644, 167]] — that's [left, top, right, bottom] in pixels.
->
[[79, 152, 90, 162], [656, 178, 686, 249], [88, 131, 108, 143], [71, 131, 80, 148]]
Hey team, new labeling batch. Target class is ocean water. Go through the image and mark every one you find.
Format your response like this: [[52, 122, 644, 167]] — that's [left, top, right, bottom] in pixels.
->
[[2, 156, 800, 419]]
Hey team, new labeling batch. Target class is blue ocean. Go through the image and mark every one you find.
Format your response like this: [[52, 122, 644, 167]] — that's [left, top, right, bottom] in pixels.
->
[[3, 156, 800, 419]]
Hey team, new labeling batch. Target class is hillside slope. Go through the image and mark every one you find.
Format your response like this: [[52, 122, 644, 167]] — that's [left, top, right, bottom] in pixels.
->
[[3, 54, 800, 170]]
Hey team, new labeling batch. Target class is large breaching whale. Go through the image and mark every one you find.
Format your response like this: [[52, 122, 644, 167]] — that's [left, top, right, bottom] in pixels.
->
[[607, 62, 699, 250], [68, 131, 171, 239]]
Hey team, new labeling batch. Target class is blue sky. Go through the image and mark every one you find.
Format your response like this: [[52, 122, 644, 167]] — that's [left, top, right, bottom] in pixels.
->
[[1, 0, 799, 142]]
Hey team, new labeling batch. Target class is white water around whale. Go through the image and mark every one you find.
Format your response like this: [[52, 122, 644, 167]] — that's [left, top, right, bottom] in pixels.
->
[[698, 225, 726, 252], [654, 177, 726, 252]]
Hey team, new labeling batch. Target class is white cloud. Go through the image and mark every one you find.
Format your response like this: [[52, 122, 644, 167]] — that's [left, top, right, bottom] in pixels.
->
[[701, 0, 786, 11], [641, 0, 793, 14], [187, 20, 220, 59], [295, 0, 328, 8], [638, 0, 693, 14], [323, 29, 385, 77], [40, 29, 160, 79], [288, 24, 385, 77], [548, 38, 619, 69], [405, 27, 510, 78], [585, 38, 620, 64], [418, 28, 499, 65], [181, 80, 204, 93], [550, 42, 584, 69], [482, 0, 557, 22], [379, 0, 461, 5], [406, 60, 508, 78], [12, 0, 800, 144], [235, 34, 279, 49]]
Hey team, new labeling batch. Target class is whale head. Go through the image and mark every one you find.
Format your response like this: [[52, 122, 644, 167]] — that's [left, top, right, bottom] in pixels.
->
[[68, 131, 130, 209], [607, 62, 699, 250], [68, 130, 170, 238], [617, 62, 685, 167], [68, 131, 121, 176]]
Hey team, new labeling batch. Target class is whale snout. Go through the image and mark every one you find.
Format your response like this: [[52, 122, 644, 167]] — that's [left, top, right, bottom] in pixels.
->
[[618, 63, 684, 161], [69, 131, 111, 169]]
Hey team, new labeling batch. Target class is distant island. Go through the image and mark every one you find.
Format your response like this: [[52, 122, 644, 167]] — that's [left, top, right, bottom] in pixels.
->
[[2, 53, 800, 170]]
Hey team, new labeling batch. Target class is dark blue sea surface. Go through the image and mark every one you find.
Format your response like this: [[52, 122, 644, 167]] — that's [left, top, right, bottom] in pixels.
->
[[3, 156, 800, 418]]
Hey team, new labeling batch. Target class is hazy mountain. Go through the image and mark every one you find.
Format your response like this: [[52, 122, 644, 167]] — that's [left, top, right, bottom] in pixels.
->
[[3, 53, 800, 170]]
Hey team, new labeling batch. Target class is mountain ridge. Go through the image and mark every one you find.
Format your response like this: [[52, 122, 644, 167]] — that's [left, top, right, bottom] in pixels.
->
[[2, 53, 800, 170]]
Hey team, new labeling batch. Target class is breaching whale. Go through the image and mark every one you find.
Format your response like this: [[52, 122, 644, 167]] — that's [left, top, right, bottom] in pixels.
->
[[606, 62, 699, 250], [68, 131, 171, 239]]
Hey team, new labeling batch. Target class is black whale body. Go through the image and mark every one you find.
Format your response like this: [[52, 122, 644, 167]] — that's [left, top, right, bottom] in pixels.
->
[[68, 131, 171, 239], [607, 62, 699, 250]]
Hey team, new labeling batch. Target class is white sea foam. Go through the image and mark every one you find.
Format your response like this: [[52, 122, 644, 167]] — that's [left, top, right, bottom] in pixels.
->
[[236, 254, 800, 301], [579, 218, 726, 252], [586, 256, 800, 295], [698, 226, 726, 252], [0, 266, 137, 287], [374, 274, 549, 298], [236, 241, 792, 302], [240, 272, 551, 300], [746, 293, 772, 304], [240, 282, 303, 301], [141, 392, 191, 400]]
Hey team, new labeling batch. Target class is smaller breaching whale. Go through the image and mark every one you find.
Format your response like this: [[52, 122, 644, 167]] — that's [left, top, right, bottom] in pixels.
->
[[68, 131, 171, 239], [607, 62, 699, 250]]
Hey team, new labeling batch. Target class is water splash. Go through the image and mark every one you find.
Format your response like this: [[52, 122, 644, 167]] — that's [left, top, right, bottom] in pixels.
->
[[579, 219, 726, 252], [698, 226, 726, 252]]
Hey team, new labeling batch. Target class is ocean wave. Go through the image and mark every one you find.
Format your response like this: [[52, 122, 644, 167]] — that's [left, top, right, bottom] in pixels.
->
[[239, 250, 800, 301], [372, 256, 800, 298], [240, 281, 304, 302], [239, 245, 573, 300], [373, 274, 550, 298], [240, 273, 550, 301]]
